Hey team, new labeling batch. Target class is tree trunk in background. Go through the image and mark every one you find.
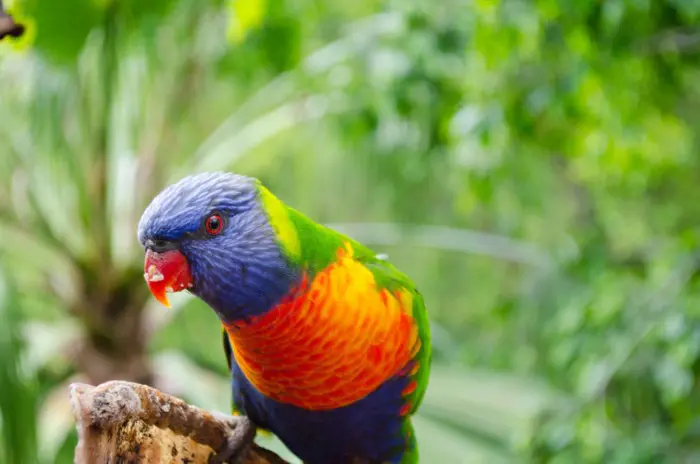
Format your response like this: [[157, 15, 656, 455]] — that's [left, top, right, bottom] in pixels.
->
[[74, 267, 154, 386]]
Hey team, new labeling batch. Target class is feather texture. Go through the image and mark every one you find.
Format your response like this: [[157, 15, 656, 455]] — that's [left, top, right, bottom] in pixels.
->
[[139, 172, 431, 464], [219, 183, 432, 464], [224, 243, 421, 411]]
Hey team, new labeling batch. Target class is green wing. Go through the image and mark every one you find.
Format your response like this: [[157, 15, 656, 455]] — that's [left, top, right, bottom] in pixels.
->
[[361, 257, 432, 416], [259, 189, 432, 462], [280, 200, 433, 415], [359, 256, 431, 464]]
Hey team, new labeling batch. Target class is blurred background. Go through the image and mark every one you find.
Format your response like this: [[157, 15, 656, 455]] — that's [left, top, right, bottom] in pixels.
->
[[1, 0, 700, 462]]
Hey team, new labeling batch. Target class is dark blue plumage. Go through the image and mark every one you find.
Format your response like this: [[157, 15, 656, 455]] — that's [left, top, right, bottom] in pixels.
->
[[137, 172, 297, 321], [228, 347, 411, 464]]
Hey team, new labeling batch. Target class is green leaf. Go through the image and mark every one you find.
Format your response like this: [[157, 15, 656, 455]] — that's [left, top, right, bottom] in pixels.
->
[[15, 0, 102, 64], [0, 267, 39, 464], [226, 0, 268, 43], [419, 366, 571, 446]]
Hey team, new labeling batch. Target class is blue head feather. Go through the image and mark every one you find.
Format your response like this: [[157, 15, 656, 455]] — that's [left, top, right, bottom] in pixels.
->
[[137, 172, 298, 322]]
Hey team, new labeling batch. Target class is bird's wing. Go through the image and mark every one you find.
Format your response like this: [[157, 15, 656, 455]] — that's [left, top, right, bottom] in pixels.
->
[[360, 256, 432, 416]]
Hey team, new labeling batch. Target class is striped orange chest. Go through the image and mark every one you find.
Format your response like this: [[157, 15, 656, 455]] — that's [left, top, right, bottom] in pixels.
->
[[224, 250, 421, 411]]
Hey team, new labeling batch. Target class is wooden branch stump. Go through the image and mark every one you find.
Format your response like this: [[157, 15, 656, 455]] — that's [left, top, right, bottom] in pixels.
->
[[69, 381, 289, 464]]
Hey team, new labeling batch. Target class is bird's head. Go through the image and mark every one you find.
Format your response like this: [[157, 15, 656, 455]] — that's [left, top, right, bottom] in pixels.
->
[[137, 172, 297, 323]]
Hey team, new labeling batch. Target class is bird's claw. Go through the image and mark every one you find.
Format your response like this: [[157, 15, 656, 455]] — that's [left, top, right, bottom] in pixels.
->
[[210, 414, 257, 464]]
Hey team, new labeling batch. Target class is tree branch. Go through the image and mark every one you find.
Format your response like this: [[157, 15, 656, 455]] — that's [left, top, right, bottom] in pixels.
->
[[0, 2, 24, 40], [69, 380, 289, 464]]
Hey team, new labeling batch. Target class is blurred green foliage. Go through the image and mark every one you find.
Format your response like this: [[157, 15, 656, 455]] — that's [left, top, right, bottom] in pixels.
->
[[1, 0, 700, 462], [0, 267, 39, 464]]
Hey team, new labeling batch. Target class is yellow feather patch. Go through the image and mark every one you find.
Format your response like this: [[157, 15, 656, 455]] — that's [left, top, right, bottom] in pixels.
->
[[257, 184, 301, 260], [394, 288, 414, 317]]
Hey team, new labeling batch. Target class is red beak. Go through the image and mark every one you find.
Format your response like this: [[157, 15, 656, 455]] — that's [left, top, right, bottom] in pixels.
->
[[143, 249, 193, 308]]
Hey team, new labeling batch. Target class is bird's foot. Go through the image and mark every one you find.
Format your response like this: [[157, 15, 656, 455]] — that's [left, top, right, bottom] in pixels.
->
[[209, 413, 257, 464]]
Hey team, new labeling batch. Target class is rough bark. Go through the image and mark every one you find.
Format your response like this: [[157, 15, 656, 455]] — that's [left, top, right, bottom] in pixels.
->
[[69, 380, 290, 464]]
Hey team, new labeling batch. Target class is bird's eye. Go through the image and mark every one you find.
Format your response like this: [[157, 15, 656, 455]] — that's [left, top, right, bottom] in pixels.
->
[[204, 214, 224, 235]]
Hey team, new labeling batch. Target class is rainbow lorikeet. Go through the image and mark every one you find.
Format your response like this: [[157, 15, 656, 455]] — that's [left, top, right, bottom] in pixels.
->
[[137, 172, 432, 464]]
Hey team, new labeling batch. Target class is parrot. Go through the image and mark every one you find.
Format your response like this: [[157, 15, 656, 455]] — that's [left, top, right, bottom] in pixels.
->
[[137, 172, 432, 464]]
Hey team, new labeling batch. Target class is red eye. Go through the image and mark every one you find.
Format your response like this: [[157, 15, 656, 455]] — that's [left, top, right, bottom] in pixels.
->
[[205, 214, 224, 235]]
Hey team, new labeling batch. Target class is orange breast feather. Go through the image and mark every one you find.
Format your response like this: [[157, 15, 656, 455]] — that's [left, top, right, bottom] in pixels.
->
[[224, 244, 421, 411]]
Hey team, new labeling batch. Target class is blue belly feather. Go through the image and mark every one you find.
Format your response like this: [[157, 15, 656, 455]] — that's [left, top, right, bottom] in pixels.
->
[[230, 355, 412, 464]]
